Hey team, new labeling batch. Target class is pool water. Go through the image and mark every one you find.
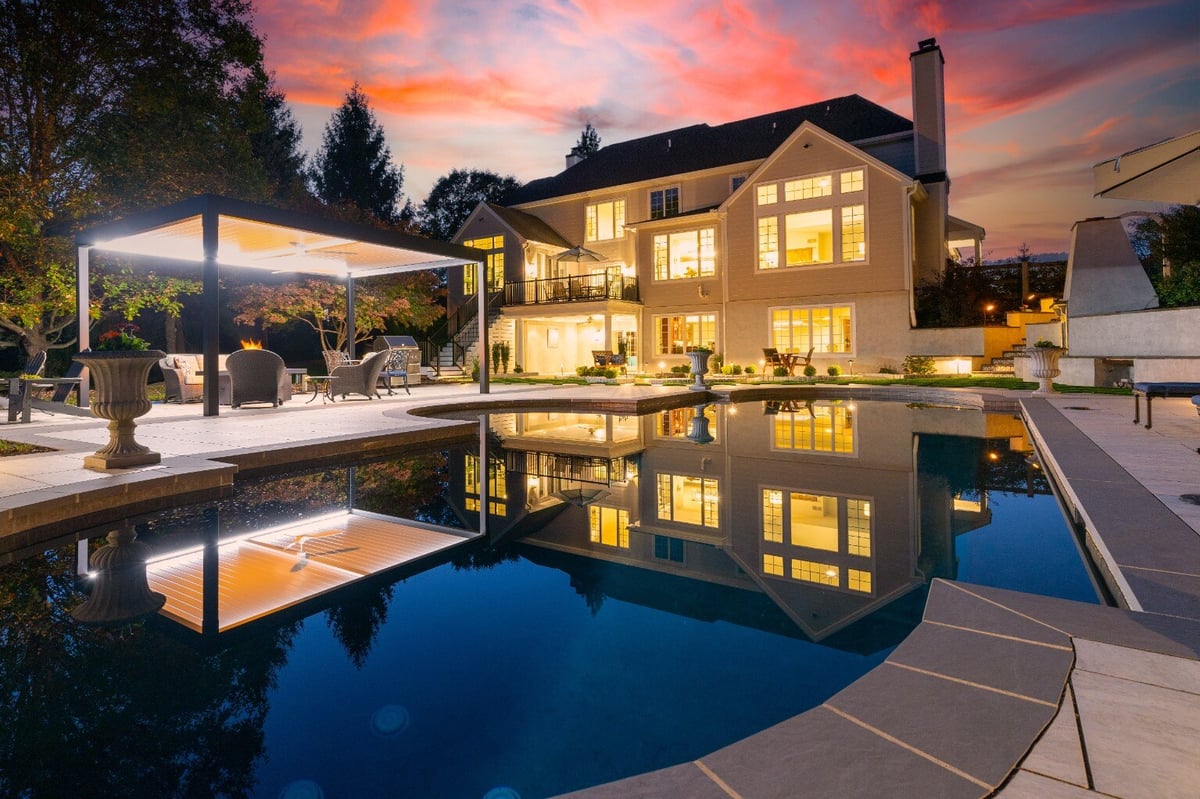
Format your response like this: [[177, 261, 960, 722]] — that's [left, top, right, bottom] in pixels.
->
[[0, 398, 1100, 799]]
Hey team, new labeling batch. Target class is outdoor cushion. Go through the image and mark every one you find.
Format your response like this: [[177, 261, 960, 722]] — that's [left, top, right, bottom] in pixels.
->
[[175, 356, 202, 385]]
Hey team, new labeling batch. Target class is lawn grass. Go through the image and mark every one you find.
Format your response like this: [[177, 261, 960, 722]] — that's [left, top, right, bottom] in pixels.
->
[[484, 374, 1133, 395], [0, 440, 53, 457]]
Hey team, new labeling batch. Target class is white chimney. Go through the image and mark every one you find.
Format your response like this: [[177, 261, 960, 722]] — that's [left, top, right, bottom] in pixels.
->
[[565, 147, 584, 169], [910, 37, 946, 180]]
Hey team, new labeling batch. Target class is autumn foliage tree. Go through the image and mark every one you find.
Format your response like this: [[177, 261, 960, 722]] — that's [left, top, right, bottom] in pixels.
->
[[231, 274, 443, 352], [0, 0, 308, 360]]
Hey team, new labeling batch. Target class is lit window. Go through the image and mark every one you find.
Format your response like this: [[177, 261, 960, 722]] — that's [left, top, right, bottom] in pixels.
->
[[790, 493, 838, 551], [763, 553, 784, 576], [655, 313, 716, 355], [589, 506, 630, 548], [771, 305, 853, 354], [848, 568, 872, 593], [785, 210, 833, 266], [464, 454, 506, 515], [847, 498, 871, 556], [650, 187, 679, 219], [840, 169, 864, 193], [841, 205, 865, 262], [656, 472, 719, 528], [653, 228, 716, 280], [758, 217, 779, 270], [586, 199, 625, 241], [762, 489, 784, 542], [462, 235, 505, 294], [772, 404, 855, 454], [792, 559, 839, 586], [757, 184, 777, 205], [785, 175, 832, 201]]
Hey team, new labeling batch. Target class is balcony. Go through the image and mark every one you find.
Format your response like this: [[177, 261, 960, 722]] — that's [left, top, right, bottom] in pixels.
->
[[504, 274, 640, 305]]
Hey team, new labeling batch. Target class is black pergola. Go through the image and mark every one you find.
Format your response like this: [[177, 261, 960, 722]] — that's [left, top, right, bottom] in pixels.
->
[[76, 195, 488, 415]]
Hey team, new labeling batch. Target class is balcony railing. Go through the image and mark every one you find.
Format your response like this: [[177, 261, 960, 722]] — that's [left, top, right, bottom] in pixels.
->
[[504, 274, 640, 305]]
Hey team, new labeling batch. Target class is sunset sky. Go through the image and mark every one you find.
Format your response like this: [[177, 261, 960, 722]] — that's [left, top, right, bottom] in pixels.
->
[[255, 0, 1199, 259]]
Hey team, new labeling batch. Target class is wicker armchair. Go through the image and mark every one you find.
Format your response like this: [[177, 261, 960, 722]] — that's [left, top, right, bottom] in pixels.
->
[[329, 350, 388, 401], [159, 355, 204, 403], [227, 349, 287, 408]]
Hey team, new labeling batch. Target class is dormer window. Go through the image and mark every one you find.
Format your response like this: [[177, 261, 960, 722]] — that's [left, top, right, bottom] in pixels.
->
[[586, 199, 625, 241], [649, 187, 680, 219]]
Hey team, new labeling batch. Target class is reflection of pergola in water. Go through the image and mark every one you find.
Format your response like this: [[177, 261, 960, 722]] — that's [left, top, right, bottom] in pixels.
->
[[75, 194, 488, 414], [145, 511, 477, 635]]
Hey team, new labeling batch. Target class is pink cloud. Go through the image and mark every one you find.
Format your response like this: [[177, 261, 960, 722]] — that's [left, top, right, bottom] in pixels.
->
[[252, 0, 1199, 256]]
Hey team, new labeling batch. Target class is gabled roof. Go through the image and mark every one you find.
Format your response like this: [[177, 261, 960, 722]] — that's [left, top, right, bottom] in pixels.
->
[[484, 203, 573, 248], [506, 94, 913, 205]]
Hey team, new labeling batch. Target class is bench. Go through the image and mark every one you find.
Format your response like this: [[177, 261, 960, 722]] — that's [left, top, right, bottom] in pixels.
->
[[1132, 382, 1200, 429]]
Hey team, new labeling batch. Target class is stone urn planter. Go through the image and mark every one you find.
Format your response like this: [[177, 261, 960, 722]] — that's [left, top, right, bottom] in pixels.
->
[[686, 350, 712, 391], [686, 404, 714, 445], [74, 349, 166, 470], [1028, 345, 1065, 395]]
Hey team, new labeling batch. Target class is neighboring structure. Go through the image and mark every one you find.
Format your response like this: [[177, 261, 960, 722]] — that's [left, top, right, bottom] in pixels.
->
[[445, 39, 982, 377], [1031, 130, 1200, 386]]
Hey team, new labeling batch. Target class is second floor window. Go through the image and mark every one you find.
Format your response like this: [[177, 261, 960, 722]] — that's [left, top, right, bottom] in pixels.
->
[[649, 187, 679, 219], [586, 199, 625, 241], [653, 228, 715, 280], [462, 235, 505, 294]]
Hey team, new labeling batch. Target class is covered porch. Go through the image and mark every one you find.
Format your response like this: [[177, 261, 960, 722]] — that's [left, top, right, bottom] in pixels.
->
[[502, 306, 641, 377], [75, 194, 487, 415]]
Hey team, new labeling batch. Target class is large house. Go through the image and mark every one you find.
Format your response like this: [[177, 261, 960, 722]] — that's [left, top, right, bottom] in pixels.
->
[[448, 38, 982, 377]]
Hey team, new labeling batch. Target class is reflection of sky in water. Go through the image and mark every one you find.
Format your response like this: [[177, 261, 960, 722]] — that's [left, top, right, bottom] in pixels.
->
[[954, 491, 1097, 602], [255, 558, 890, 799]]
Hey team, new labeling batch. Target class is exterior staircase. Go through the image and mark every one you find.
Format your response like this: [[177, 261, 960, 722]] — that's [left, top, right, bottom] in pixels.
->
[[428, 309, 513, 381], [975, 340, 1025, 376]]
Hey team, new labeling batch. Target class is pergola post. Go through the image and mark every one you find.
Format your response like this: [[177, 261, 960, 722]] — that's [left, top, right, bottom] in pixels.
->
[[346, 277, 356, 360], [77, 246, 91, 407], [201, 205, 220, 416], [477, 260, 489, 394]]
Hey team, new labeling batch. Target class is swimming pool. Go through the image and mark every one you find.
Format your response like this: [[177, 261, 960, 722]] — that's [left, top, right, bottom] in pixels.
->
[[0, 398, 1100, 798]]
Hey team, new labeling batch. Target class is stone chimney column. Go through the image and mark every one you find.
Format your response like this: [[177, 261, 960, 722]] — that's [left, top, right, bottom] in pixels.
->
[[910, 37, 950, 286], [910, 37, 946, 181]]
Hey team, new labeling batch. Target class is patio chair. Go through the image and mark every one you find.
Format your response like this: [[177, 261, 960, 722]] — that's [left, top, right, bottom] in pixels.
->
[[227, 348, 287, 408], [3, 350, 47, 422], [762, 348, 786, 371], [592, 350, 614, 368], [323, 350, 354, 375], [159, 355, 204, 403], [329, 350, 389, 401]]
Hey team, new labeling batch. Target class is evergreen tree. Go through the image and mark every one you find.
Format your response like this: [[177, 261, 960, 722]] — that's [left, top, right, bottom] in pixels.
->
[[418, 169, 521, 241], [573, 122, 601, 159], [310, 83, 405, 225]]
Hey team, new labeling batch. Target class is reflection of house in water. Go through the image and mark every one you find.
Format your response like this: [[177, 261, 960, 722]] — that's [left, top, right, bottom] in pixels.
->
[[454, 400, 1045, 645]]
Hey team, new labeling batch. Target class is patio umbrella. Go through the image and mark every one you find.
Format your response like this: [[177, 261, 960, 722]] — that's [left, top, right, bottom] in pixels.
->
[[555, 245, 605, 262], [550, 487, 612, 507]]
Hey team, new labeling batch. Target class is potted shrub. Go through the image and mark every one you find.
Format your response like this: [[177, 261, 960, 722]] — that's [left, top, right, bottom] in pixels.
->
[[1029, 339, 1065, 395], [803, 364, 818, 378], [73, 324, 166, 470]]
